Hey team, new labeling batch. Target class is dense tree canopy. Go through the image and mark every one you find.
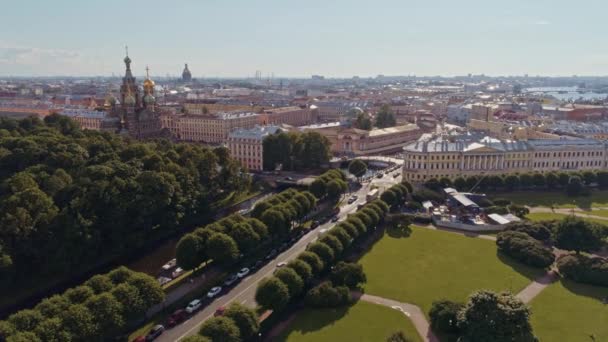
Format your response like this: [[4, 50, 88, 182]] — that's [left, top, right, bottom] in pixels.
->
[[0, 115, 249, 296], [374, 104, 397, 128], [263, 131, 331, 171]]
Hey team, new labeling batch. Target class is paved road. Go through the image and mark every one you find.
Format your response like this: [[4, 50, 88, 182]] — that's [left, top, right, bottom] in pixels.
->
[[528, 206, 608, 221], [156, 176, 400, 341], [515, 270, 559, 304], [356, 292, 438, 342]]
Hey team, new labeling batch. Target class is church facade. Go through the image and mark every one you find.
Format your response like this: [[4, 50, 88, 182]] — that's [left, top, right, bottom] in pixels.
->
[[103, 52, 164, 139]]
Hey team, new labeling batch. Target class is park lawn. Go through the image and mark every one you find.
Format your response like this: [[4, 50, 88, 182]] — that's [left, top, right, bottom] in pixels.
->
[[359, 226, 544, 315], [526, 212, 608, 226], [276, 301, 421, 342], [577, 209, 608, 218], [530, 279, 608, 342], [493, 190, 608, 209]]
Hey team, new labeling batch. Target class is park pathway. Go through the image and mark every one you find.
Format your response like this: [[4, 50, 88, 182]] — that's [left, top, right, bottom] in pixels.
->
[[515, 270, 559, 304], [355, 292, 439, 342], [418, 223, 497, 241], [528, 207, 608, 221]]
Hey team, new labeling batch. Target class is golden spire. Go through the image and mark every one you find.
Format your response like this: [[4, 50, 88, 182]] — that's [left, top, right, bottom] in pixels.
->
[[143, 65, 155, 93]]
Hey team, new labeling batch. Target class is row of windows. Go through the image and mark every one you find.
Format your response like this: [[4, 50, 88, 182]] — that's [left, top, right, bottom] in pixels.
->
[[534, 151, 603, 158]]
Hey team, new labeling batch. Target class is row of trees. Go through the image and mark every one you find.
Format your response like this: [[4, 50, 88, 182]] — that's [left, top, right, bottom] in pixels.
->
[[426, 169, 608, 194], [309, 169, 348, 200], [262, 131, 331, 171], [254, 199, 389, 313], [380, 183, 410, 208], [0, 115, 250, 294], [177, 189, 318, 270], [190, 303, 259, 342], [0, 266, 164, 342], [429, 290, 536, 341]]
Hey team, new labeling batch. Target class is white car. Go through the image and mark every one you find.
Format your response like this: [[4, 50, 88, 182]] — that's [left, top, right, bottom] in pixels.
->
[[161, 259, 177, 271], [185, 299, 202, 314], [237, 268, 250, 278], [207, 286, 222, 298], [276, 262, 287, 268]]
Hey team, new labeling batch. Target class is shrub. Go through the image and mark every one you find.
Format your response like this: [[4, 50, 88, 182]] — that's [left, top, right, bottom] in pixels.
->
[[304, 281, 350, 308], [556, 253, 608, 287], [492, 198, 512, 206], [505, 221, 552, 241], [496, 231, 555, 268], [411, 188, 443, 203], [330, 262, 366, 288]]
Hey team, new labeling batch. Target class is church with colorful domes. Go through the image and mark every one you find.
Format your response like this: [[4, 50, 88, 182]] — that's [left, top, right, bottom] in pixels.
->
[[103, 50, 164, 139]]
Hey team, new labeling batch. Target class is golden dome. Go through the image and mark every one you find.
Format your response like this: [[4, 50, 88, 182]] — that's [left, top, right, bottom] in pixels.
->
[[143, 66, 155, 91]]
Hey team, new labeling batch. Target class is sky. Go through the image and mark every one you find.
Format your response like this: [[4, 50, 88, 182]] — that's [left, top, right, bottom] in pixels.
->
[[1, 0, 607, 78]]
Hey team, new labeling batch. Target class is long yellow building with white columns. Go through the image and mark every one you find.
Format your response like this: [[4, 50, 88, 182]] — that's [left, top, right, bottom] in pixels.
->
[[402, 134, 606, 182]]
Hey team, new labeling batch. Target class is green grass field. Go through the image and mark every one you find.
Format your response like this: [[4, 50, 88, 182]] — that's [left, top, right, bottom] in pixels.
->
[[526, 212, 608, 226], [276, 301, 421, 342], [493, 190, 608, 209], [530, 280, 608, 342], [577, 209, 608, 218], [359, 226, 545, 315]]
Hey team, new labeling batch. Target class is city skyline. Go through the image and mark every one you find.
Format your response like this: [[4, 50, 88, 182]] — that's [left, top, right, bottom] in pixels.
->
[[1, 0, 608, 77]]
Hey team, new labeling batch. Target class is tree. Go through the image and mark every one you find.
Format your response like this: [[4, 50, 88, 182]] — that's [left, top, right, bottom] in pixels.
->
[[319, 235, 344, 257], [176, 233, 204, 270], [297, 251, 324, 275], [503, 175, 520, 191], [223, 303, 259, 340], [260, 209, 289, 239], [331, 261, 366, 288], [337, 221, 359, 240], [496, 231, 555, 268], [305, 281, 350, 308], [7, 309, 43, 331], [6, 332, 42, 342], [199, 317, 241, 342], [35, 295, 70, 318], [84, 293, 125, 338], [429, 300, 463, 334], [182, 336, 211, 342], [386, 331, 411, 342], [60, 304, 98, 340], [255, 277, 290, 311], [355, 112, 372, 130], [453, 177, 467, 191], [64, 286, 94, 304], [380, 189, 397, 206], [274, 267, 304, 298], [84, 274, 113, 294], [126, 273, 165, 308], [582, 170, 596, 185], [110, 283, 147, 321], [532, 173, 545, 188], [566, 176, 584, 196], [326, 179, 347, 199], [556, 253, 608, 287], [457, 290, 536, 342], [557, 172, 570, 187], [545, 172, 559, 188], [348, 159, 367, 181], [374, 104, 397, 128], [346, 216, 367, 236], [206, 232, 239, 264], [596, 171, 608, 188], [286, 259, 313, 284], [33, 318, 72, 342], [553, 216, 603, 253], [230, 223, 260, 254], [309, 179, 327, 199], [307, 241, 335, 266]]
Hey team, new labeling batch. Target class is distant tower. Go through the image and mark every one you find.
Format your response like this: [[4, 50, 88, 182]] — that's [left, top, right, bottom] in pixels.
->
[[182, 63, 192, 82], [120, 46, 140, 109]]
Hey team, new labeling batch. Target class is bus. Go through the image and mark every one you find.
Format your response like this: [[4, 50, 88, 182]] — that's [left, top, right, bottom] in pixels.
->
[[366, 188, 379, 202]]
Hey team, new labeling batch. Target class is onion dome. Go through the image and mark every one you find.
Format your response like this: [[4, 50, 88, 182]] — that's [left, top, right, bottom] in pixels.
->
[[143, 66, 155, 92], [104, 93, 116, 106], [124, 94, 136, 106], [143, 93, 155, 104]]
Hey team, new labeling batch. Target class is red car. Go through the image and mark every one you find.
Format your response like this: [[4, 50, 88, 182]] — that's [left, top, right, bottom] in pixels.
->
[[214, 306, 225, 317], [167, 309, 188, 327], [133, 337, 146, 342]]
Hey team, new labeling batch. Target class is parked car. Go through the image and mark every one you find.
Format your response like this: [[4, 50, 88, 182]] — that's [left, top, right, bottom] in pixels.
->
[[276, 261, 287, 268], [161, 259, 176, 271], [331, 216, 339, 222], [167, 309, 188, 327], [311, 220, 320, 229], [393, 172, 400, 178], [133, 336, 146, 342], [265, 249, 277, 260], [251, 260, 263, 270], [207, 286, 222, 298], [145, 324, 165, 341], [279, 243, 289, 251], [376, 173, 383, 178], [171, 267, 184, 279], [224, 274, 239, 286], [157, 276, 171, 286], [237, 267, 250, 278], [185, 299, 202, 314], [214, 306, 226, 317]]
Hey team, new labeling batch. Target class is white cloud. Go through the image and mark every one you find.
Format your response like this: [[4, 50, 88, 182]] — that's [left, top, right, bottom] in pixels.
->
[[534, 20, 551, 25]]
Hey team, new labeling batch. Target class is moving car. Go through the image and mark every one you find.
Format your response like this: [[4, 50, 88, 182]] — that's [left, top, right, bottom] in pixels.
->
[[224, 274, 239, 286], [207, 286, 222, 298], [185, 299, 202, 314], [237, 267, 250, 278], [145, 325, 165, 341], [166, 309, 188, 327], [276, 261, 287, 268]]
